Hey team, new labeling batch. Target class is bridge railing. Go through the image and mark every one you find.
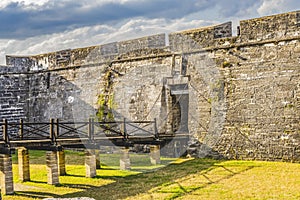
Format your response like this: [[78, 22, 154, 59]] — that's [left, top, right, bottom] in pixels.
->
[[0, 119, 52, 141], [0, 118, 158, 145]]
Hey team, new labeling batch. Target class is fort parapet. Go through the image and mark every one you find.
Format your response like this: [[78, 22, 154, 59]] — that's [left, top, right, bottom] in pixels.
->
[[1, 10, 300, 161]]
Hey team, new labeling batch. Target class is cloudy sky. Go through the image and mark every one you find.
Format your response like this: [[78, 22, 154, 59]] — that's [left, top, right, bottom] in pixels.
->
[[0, 0, 299, 64]]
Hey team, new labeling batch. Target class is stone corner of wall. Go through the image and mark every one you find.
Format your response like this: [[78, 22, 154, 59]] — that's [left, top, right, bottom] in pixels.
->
[[4, 55, 33, 72], [168, 21, 233, 51], [213, 21, 232, 38], [239, 10, 300, 42], [81, 34, 168, 63], [117, 33, 166, 54]]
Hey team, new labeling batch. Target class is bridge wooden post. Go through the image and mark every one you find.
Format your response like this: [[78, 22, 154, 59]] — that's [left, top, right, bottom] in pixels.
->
[[19, 119, 24, 139], [46, 151, 59, 185], [120, 147, 131, 170], [57, 150, 66, 176], [18, 147, 30, 182], [50, 119, 55, 144], [153, 118, 159, 139], [122, 118, 128, 140], [96, 150, 101, 169], [85, 150, 96, 178], [55, 119, 59, 139], [2, 119, 8, 144], [149, 145, 161, 165], [0, 154, 14, 195], [88, 118, 95, 141]]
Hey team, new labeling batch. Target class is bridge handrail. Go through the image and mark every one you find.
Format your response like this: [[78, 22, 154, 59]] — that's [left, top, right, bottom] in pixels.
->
[[0, 118, 159, 144]]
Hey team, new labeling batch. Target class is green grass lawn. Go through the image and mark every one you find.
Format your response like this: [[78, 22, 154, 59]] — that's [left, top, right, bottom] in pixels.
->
[[4, 150, 300, 200]]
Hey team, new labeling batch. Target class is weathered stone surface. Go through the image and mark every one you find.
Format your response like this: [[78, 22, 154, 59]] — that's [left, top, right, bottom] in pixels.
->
[[169, 21, 232, 51], [239, 10, 300, 42], [18, 148, 30, 182], [57, 151, 66, 176], [0, 66, 27, 128], [46, 151, 59, 185], [149, 145, 161, 165], [85, 150, 96, 178], [120, 147, 131, 170], [0, 154, 14, 195]]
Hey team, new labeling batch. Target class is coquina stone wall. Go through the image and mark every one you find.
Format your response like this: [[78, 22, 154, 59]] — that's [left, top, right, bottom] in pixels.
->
[[0, 66, 28, 123], [1, 11, 299, 161]]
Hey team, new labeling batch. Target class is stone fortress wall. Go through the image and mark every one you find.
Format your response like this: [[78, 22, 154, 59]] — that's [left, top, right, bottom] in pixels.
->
[[1, 10, 299, 161]]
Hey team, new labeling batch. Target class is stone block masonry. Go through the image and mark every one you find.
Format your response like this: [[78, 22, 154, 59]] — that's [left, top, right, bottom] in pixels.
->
[[85, 150, 96, 178], [0, 154, 14, 195], [1, 10, 300, 162], [57, 150, 66, 176], [0, 67, 27, 124], [120, 147, 131, 170], [18, 148, 30, 182], [239, 11, 300, 42], [149, 145, 161, 165], [46, 151, 59, 185]]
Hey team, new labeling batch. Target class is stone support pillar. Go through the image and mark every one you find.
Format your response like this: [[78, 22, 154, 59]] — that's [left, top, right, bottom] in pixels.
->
[[96, 150, 101, 169], [120, 147, 131, 170], [46, 151, 59, 185], [57, 150, 66, 176], [150, 145, 161, 165], [85, 150, 96, 178], [0, 154, 14, 195], [18, 148, 30, 182]]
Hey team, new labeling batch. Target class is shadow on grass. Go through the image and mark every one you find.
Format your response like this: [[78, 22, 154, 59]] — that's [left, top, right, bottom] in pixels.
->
[[154, 165, 255, 199], [26, 180, 47, 184], [12, 159, 257, 200], [63, 173, 86, 178], [10, 191, 61, 199], [61, 159, 221, 200]]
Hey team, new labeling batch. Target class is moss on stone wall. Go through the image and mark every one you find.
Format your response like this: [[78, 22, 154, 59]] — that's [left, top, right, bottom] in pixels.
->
[[96, 67, 117, 122]]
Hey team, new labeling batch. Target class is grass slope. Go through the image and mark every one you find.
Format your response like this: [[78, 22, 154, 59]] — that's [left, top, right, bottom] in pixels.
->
[[4, 150, 300, 200]]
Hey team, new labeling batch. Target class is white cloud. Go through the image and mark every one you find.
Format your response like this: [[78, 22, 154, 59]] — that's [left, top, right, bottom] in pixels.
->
[[0, 0, 50, 9], [257, 0, 300, 16], [0, 0, 214, 39]]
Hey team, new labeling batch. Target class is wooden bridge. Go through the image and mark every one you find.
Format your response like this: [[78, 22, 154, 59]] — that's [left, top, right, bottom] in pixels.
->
[[0, 118, 189, 195], [0, 118, 167, 153]]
